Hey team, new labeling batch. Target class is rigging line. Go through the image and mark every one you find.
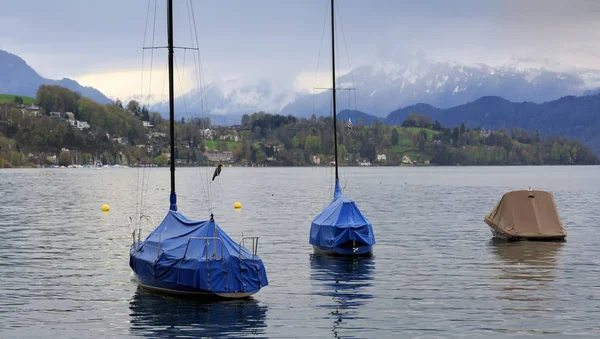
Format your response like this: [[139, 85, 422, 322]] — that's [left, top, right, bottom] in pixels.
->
[[146, 0, 158, 110], [173, 54, 190, 124], [336, 2, 358, 111], [137, 0, 152, 224], [140, 0, 152, 109], [155, 59, 169, 114], [143, 46, 200, 50], [311, 0, 329, 118], [135, 166, 141, 227], [140, 161, 146, 214], [189, 0, 209, 117], [314, 0, 330, 92], [189, 0, 213, 210]]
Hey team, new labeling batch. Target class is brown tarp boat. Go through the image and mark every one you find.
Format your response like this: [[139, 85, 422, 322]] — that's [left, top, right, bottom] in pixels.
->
[[484, 190, 566, 240]]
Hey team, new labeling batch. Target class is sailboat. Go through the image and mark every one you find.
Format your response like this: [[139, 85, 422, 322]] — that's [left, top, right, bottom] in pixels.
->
[[309, 0, 376, 256], [129, 0, 268, 298]]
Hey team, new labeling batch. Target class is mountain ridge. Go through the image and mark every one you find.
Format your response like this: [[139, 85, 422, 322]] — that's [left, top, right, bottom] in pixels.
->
[[336, 93, 600, 153], [0, 49, 111, 104]]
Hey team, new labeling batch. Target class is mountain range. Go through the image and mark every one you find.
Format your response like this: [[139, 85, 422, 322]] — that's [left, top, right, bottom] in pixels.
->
[[2, 49, 600, 152], [0, 50, 111, 104], [282, 55, 600, 118], [339, 94, 600, 153]]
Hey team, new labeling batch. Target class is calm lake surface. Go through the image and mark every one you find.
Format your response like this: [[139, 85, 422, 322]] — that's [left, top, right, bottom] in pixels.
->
[[1, 166, 600, 338]]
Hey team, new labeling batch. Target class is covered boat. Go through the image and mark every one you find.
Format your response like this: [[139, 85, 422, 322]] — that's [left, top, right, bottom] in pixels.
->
[[484, 190, 566, 241], [130, 212, 268, 298], [309, 0, 375, 256], [129, 0, 267, 299], [310, 182, 376, 255]]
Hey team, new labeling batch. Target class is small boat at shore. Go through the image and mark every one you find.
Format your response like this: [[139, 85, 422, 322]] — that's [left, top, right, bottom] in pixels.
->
[[485, 189, 566, 241]]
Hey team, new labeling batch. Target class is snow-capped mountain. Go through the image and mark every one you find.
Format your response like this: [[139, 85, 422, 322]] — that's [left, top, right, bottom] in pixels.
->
[[158, 53, 600, 120], [282, 55, 600, 117], [158, 78, 296, 122]]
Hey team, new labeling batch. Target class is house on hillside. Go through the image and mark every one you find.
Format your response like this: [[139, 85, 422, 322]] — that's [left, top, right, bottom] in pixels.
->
[[200, 128, 214, 140], [219, 133, 239, 142], [402, 154, 412, 164], [358, 158, 371, 166], [69, 119, 90, 130], [377, 154, 387, 161], [66, 112, 75, 121], [205, 150, 233, 163], [150, 132, 166, 138], [112, 137, 129, 145], [480, 128, 491, 137], [20, 104, 40, 117], [312, 155, 321, 165], [143, 121, 153, 128], [49, 112, 62, 119]]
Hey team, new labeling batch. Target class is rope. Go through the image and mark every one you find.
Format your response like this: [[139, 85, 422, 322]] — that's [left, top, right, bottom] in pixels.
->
[[140, 0, 151, 106], [336, 1, 358, 111], [188, 0, 214, 216], [146, 0, 158, 110]]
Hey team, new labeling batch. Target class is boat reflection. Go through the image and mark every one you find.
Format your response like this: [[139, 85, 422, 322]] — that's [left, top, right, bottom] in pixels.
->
[[489, 240, 564, 303], [310, 254, 375, 338], [128, 287, 267, 338]]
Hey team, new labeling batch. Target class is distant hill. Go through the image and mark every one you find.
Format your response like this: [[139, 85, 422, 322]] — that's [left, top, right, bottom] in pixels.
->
[[384, 94, 600, 153], [337, 109, 382, 126], [0, 94, 35, 104], [0, 50, 111, 104]]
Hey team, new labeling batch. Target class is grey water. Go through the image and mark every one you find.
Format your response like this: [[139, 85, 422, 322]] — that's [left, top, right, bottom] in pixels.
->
[[1, 166, 599, 338]]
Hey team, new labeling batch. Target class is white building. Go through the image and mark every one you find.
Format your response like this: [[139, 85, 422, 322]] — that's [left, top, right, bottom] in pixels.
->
[[200, 128, 214, 140], [20, 104, 40, 117], [377, 154, 387, 161], [402, 155, 412, 164], [69, 120, 90, 130], [143, 121, 153, 128]]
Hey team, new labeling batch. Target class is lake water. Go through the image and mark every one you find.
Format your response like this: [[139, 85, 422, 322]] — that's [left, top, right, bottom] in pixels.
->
[[1, 166, 599, 338]]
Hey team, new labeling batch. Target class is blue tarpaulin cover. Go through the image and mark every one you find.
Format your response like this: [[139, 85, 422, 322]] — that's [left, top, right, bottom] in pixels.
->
[[309, 181, 376, 248], [130, 211, 268, 294]]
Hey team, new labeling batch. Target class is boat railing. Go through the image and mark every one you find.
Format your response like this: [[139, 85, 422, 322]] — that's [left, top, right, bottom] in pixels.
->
[[238, 236, 260, 260], [129, 214, 155, 245], [183, 237, 224, 261]]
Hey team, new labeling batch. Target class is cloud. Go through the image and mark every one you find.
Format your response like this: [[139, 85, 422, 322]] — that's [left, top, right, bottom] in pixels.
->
[[3, 0, 600, 101], [73, 67, 195, 104]]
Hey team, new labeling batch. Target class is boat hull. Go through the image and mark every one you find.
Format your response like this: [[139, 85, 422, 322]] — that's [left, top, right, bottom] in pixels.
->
[[313, 244, 373, 256], [489, 228, 566, 241], [134, 273, 255, 299]]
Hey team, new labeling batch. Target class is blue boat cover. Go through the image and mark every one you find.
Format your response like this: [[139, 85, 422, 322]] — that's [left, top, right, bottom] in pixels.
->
[[130, 211, 268, 294], [309, 181, 376, 248]]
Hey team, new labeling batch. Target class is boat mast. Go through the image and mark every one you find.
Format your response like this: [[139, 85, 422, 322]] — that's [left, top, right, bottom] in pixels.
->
[[167, 0, 177, 209], [331, 0, 339, 182]]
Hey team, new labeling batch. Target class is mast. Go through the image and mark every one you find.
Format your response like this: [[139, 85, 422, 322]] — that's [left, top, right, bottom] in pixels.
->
[[331, 0, 339, 182], [167, 0, 177, 210]]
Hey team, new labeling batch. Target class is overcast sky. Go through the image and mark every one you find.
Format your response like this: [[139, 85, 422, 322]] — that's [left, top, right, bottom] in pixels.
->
[[2, 0, 600, 100]]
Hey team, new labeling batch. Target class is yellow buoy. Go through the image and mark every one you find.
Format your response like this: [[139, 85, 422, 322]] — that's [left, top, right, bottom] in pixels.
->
[[233, 202, 242, 209], [101, 204, 110, 212]]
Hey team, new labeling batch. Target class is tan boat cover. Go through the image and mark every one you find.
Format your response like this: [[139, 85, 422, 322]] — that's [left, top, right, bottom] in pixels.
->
[[485, 190, 566, 239]]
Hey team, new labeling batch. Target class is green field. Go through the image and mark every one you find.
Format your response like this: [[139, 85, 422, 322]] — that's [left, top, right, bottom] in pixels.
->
[[0, 94, 36, 105], [204, 139, 239, 151]]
